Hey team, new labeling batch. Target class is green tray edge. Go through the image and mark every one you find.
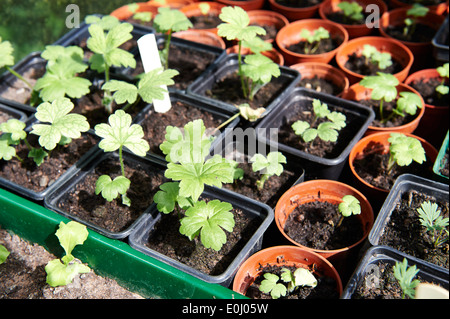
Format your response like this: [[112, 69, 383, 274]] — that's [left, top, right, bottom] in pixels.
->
[[0, 188, 246, 299], [433, 130, 449, 180]]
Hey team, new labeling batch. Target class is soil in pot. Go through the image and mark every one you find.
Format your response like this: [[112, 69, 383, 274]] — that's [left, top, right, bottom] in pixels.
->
[[0, 228, 143, 299], [188, 14, 222, 30], [409, 77, 449, 107], [0, 64, 45, 105], [0, 133, 98, 193], [0, 111, 12, 123], [245, 264, 340, 299], [143, 197, 261, 276], [344, 53, 404, 77], [439, 147, 449, 177], [286, 36, 341, 55], [384, 23, 437, 44], [275, 0, 322, 8], [283, 201, 364, 251], [378, 190, 449, 269], [250, 23, 279, 42], [325, 9, 369, 26], [297, 75, 341, 95], [55, 155, 166, 233]]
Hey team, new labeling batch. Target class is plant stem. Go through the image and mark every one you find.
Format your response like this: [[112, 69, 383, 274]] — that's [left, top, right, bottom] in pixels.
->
[[164, 31, 172, 70], [237, 41, 248, 98], [379, 98, 385, 122], [212, 112, 240, 134], [103, 62, 114, 114], [119, 145, 125, 177], [6, 66, 34, 90]]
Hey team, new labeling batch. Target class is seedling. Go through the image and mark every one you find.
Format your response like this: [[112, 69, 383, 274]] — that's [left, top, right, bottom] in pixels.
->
[[416, 200, 449, 248], [250, 151, 286, 190], [387, 133, 426, 174], [337, 194, 361, 227], [45, 221, 90, 287], [299, 27, 330, 55], [0, 245, 9, 264], [259, 267, 317, 299], [125, 3, 153, 24], [393, 258, 420, 299], [291, 99, 347, 145], [361, 44, 393, 70], [360, 72, 423, 124], [337, 1, 364, 23], [403, 4, 429, 38], [153, 7, 193, 69], [94, 110, 150, 206], [436, 63, 449, 96]]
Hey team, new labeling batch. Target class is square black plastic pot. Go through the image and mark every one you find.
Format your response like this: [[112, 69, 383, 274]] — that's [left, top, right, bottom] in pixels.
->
[[186, 54, 301, 118], [368, 174, 449, 269], [0, 102, 28, 123], [342, 246, 449, 299], [432, 15, 449, 63], [128, 186, 274, 287], [44, 150, 168, 240], [255, 87, 375, 181]]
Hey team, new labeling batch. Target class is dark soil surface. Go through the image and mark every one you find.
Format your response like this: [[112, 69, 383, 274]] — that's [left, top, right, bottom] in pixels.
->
[[297, 75, 341, 95], [325, 10, 368, 26], [283, 201, 364, 250], [0, 110, 13, 124], [275, 0, 322, 8], [356, 98, 418, 128], [188, 14, 222, 30], [250, 23, 279, 42], [286, 37, 341, 55], [378, 190, 449, 269], [55, 155, 166, 234], [244, 264, 340, 299], [439, 147, 449, 177], [0, 64, 45, 105], [0, 133, 98, 193], [385, 23, 437, 43], [409, 77, 449, 107], [344, 53, 403, 77]]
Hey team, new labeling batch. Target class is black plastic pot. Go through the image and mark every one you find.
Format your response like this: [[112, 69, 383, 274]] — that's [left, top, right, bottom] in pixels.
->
[[369, 173, 449, 269], [432, 15, 449, 63], [128, 186, 274, 287], [342, 246, 449, 299], [255, 87, 375, 181], [0, 102, 28, 123], [186, 53, 301, 118], [44, 150, 167, 240]]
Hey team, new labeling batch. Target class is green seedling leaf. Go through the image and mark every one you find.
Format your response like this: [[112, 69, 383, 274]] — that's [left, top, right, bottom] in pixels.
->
[[241, 54, 280, 85], [179, 200, 235, 251], [300, 27, 330, 44], [417, 201, 448, 232], [312, 98, 330, 119], [0, 244, 9, 264], [316, 122, 340, 142], [327, 111, 347, 130], [338, 1, 364, 21], [217, 6, 266, 42], [388, 133, 426, 167], [360, 72, 399, 102], [362, 45, 392, 70], [259, 273, 287, 299], [251, 152, 286, 177], [95, 109, 149, 157], [406, 3, 429, 17], [31, 97, 90, 151], [45, 259, 90, 287], [41, 45, 85, 64], [242, 36, 273, 54], [153, 181, 192, 214], [55, 221, 89, 259], [85, 15, 120, 30], [396, 92, 422, 116], [393, 258, 420, 299], [95, 175, 131, 203], [0, 37, 14, 68], [0, 119, 26, 142], [338, 195, 361, 217], [153, 7, 192, 33], [292, 120, 310, 137], [437, 63, 449, 78], [133, 12, 152, 23], [0, 136, 16, 161], [199, 2, 210, 15], [238, 104, 266, 122], [28, 147, 48, 166]]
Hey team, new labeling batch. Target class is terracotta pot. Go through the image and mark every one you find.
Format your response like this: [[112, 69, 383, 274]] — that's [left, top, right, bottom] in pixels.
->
[[348, 131, 438, 205], [274, 180, 374, 279], [335, 36, 414, 84], [405, 68, 450, 149], [110, 2, 159, 20], [389, 0, 449, 15], [276, 19, 349, 65], [180, 1, 225, 34], [247, 10, 290, 44], [173, 29, 226, 48], [341, 82, 426, 135], [318, 0, 388, 39], [267, 0, 322, 21], [232, 246, 343, 298], [289, 62, 350, 96], [226, 45, 285, 65], [214, 0, 266, 11], [379, 8, 445, 68], [147, 0, 194, 9]]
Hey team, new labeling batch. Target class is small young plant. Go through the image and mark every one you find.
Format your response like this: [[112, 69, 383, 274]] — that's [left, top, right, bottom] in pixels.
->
[[387, 133, 426, 174], [337, 1, 364, 23], [291, 99, 347, 145], [45, 221, 90, 287], [360, 72, 423, 124], [337, 194, 361, 227], [416, 200, 449, 248], [259, 267, 317, 299], [153, 7, 193, 69], [403, 4, 429, 38], [361, 44, 393, 70], [0, 244, 9, 264], [94, 110, 150, 206], [250, 151, 286, 190], [393, 258, 420, 299], [299, 27, 330, 55], [125, 3, 153, 24], [436, 63, 449, 96]]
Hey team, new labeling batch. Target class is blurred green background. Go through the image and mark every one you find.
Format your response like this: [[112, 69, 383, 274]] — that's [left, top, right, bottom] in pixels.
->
[[1, 0, 134, 63]]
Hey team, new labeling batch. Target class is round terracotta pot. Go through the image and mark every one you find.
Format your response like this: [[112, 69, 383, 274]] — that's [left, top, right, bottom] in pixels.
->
[[335, 36, 414, 84], [110, 2, 159, 20], [379, 8, 445, 67], [247, 10, 290, 44], [276, 19, 349, 65], [267, 0, 322, 21], [226, 45, 285, 65], [173, 29, 226, 48], [232, 246, 343, 298], [318, 0, 388, 39], [405, 68, 450, 148], [289, 62, 350, 96], [348, 131, 438, 204], [389, 0, 449, 15], [180, 1, 225, 34], [147, 0, 194, 9], [341, 81, 426, 135], [215, 0, 266, 11]]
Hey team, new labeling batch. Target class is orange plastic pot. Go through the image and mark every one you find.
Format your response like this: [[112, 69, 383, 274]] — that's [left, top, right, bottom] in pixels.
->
[[379, 8, 445, 67], [147, 0, 194, 9], [173, 29, 226, 48], [276, 19, 349, 65], [247, 10, 290, 44], [110, 2, 159, 20], [289, 62, 350, 96], [405, 68, 450, 148], [267, 0, 322, 21], [318, 0, 388, 39], [274, 180, 374, 278], [341, 82, 426, 135], [232, 246, 343, 298], [348, 131, 438, 204], [389, 0, 449, 15], [180, 2, 225, 34], [335, 36, 414, 84], [226, 45, 285, 65], [215, 0, 265, 11]]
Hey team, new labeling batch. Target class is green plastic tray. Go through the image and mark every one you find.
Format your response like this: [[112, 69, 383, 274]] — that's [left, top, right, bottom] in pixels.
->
[[0, 188, 245, 299], [433, 131, 449, 182]]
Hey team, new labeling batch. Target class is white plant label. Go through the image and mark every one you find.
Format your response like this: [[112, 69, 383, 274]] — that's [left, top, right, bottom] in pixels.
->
[[137, 33, 172, 113]]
